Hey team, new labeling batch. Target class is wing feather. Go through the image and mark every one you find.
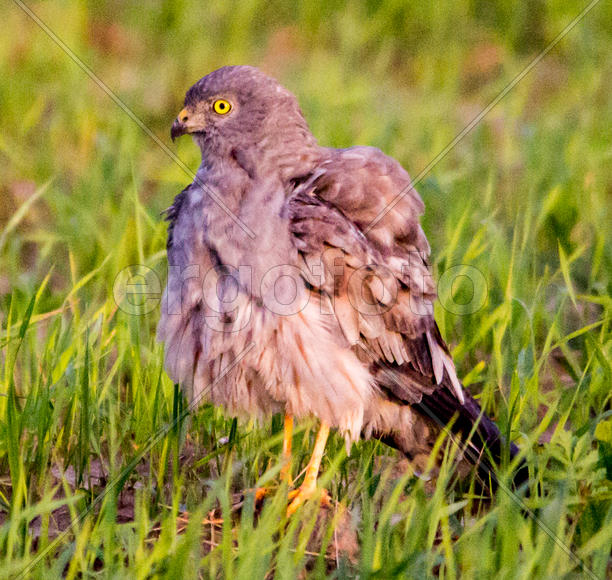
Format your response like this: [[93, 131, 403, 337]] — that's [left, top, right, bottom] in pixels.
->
[[287, 146, 465, 406]]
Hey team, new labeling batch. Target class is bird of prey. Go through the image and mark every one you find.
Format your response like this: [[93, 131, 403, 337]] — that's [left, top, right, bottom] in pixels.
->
[[158, 65, 525, 513]]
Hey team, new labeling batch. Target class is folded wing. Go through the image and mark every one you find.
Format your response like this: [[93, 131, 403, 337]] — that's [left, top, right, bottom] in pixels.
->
[[287, 146, 464, 406]]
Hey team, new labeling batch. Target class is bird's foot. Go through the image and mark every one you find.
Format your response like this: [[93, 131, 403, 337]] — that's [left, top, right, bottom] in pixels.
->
[[286, 483, 331, 516], [240, 486, 271, 506]]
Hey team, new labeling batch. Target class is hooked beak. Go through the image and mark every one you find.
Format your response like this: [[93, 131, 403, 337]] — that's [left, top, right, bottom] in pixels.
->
[[171, 107, 194, 141], [171, 119, 186, 141]]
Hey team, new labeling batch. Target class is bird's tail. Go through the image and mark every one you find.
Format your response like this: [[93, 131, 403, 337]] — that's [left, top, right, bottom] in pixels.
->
[[378, 377, 528, 491], [416, 381, 529, 490]]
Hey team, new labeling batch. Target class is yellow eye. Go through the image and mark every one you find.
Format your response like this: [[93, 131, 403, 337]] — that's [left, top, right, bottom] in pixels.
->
[[213, 99, 232, 115]]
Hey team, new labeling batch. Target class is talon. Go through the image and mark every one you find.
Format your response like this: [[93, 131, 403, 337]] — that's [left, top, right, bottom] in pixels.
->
[[239, 487, 270, 508], [287, 484, 316, 516], [319, 488, 331, 508], [286, 485, 330, 516], [254, 487, 268, 502]]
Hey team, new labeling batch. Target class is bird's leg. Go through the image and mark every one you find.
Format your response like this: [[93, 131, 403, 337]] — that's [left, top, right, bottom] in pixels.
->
[[253, 414, 294, 503], [280, 414, 293, 485], [287, 421, 330, 516]]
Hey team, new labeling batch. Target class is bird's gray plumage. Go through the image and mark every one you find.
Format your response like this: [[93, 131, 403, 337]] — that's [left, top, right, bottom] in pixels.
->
[[158, 65, 523, 480]]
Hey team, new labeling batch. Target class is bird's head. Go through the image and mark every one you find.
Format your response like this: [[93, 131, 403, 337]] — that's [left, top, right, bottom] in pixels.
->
[[171, 66, 319, 176]]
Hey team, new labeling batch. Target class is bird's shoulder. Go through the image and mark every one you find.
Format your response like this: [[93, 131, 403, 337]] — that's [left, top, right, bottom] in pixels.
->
[[288, 145, 429, 256], [287, 145, 431, 283]]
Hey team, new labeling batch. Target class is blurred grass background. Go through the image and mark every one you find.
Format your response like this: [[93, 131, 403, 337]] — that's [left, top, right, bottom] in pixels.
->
[[1, 0, 611, 577]]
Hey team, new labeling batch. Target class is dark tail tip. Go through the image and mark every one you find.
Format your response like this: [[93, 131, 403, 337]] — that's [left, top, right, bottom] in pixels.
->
[[417, 384, 529, 493]]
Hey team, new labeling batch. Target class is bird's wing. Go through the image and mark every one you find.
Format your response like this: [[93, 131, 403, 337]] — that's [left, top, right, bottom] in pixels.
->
[[287, 146, 464, 405]]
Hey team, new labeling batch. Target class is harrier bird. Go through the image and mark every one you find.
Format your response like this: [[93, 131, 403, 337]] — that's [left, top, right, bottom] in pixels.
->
[[158, 66, 526, 513]]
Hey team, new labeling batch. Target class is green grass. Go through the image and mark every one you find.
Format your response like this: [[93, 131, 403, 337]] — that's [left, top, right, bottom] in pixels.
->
[[1, 0, 611, 577]]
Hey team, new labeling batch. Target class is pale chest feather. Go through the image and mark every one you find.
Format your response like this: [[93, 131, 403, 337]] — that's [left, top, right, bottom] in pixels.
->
[[160, 174, 375, 440]]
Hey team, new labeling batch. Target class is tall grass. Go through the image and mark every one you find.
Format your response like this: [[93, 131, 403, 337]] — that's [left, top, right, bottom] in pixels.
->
[[1, 0, 611, 577]]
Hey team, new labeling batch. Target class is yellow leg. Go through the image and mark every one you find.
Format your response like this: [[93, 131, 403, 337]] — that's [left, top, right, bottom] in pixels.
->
[[254, 414, 294, 502], [287, 421, 330, 516], [253, 414, 294, 503], [280, 414, 294, 485]]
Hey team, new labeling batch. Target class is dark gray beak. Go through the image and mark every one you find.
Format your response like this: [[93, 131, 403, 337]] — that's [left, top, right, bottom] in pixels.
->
[[171, 107, 192, 141], [171, 118, 187, 142]]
